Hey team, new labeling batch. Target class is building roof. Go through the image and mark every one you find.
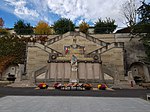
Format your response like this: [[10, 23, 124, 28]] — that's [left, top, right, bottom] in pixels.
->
[[115, 27, 131, 33]]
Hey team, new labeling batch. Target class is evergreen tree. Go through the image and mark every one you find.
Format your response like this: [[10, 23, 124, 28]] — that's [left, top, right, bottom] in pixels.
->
[[133, 1, 150, 61], [14, 20, 33, 35], [53, 18, 75, 34], [94, 18, 117, 34]]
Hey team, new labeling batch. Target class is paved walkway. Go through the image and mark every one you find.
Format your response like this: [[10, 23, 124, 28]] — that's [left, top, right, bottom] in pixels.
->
[[0, 96, 150, 112]]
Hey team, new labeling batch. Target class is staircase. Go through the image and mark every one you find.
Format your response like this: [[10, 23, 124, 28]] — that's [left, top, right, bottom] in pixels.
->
[[87, 42, 124, 56], [47, 32, 109, 47], [102, 64, 116, 78], [79, 32, 109, 46], [47, 32, 71, 45], [28, 42, 63, 56], [34, 65, 47, 79]]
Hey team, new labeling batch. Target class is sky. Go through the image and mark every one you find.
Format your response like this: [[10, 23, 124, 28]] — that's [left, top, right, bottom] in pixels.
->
[[0, 0, 150, 28]]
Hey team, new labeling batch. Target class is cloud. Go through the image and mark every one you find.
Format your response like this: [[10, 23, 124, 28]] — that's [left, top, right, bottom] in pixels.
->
[[4, 0, 39, 20], [2, 0, 143, 27]]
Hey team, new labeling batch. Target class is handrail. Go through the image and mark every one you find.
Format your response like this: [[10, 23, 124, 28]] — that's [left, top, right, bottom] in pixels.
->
[[87, 42, 124, 55], [34, 66, 47, 78], [46, 32, 71, 45], [28, 42, 63, 56], [79, 32, 110, 46]]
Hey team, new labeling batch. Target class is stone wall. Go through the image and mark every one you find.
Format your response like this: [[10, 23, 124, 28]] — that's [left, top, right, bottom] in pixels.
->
[[48, 35, 102, 54], [26, 47, 49, 79], [26, 33, 146, 83], [36, 62, 103, 83]]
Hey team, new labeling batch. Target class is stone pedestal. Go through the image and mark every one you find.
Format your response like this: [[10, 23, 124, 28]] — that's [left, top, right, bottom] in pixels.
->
[[114, 71, 120, 85], [128, 71, 136, 85], [70, 71, 78, 83], [70, 63, 78, 83]]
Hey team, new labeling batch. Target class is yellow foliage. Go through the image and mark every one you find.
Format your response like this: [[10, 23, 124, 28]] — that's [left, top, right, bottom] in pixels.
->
[[79, 21, 89, 34], [35, 21, 52, 35]]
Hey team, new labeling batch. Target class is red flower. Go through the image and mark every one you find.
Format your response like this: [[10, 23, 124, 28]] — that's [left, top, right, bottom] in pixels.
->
[[38, 83, 48, 89]]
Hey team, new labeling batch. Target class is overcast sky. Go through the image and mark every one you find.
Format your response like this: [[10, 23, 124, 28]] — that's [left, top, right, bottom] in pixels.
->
[[0, 0, 150, 28]]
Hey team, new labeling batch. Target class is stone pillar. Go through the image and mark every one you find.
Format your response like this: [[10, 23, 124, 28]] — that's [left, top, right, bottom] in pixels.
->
[[15, 64, 24, 82], [62, 63, 65, 83], [143, 65, 150, 82], [45, 69, 48, 83], [99, 64, 104, 83], [48, 63, 51, 79], [114, 71, 120, 85], [128, 71, 136, 85], [55, 63, 58, 82], [15, 69, 21, 82], [85, 63, 87, 82], [70, 62, 78, 83], [92, 64, 95, 83]]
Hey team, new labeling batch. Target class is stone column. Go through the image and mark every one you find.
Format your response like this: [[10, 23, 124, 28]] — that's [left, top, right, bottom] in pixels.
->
[[99, 64, 104, 83], [128, 71, 136, 85], [55, 63, 58, 82], [70, 63, 78, 83], [92, 64, 95, 83], [114, 71, 120, 85], [15, 64, 24, 82], [143, 65, 150, 82], [85, 63, 87, 83], [62, 63, 65, 83], [48, 63, 51, 80]]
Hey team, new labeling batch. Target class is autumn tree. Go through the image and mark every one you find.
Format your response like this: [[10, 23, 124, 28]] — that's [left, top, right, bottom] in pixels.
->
[[35, 21, 52, 35], [53, 18, 75, 34], [94, 18, 117, 34], [14, 20, 33, 35], [79, 21, 89, 34], [0, 18, 4, 28], [0, 18, 9, 35]]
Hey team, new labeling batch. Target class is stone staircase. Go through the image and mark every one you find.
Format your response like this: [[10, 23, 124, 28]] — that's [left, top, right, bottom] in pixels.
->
[[33, 65, 48, 82], [46, 32, 109, 47], [87, 42, 124, 56], [47, 32, 71, 45], [102, 64, 116, 78], [79, 32, 109, 46], [28, 42, 63, 56]]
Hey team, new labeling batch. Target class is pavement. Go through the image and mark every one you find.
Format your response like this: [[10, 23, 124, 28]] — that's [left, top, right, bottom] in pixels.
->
[[0, 87, 150, 112], [0, 96, 150, 112]]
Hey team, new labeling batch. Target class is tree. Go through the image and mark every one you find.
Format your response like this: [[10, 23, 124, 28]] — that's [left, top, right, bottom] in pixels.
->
[[79, 21, 89, 34], [14, 20, 33, 35], [133, 1, 150, 61], [0, 34, 26, 64], [121, 0, 137, 26], [53, 18, 75, 34], [0, 18, 4, 28], [0, 28, 9, 35], [0, 18, 9, 35], [94, 18, 117, 34], [35, 21, 52, 35]]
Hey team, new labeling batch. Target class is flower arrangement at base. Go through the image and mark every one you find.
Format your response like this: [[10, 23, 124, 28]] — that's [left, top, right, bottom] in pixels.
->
[[38, 82, 48, 89], [98, 84, 108, 90], [53, 82, 62, 89], [83, 83, 92, 90]]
